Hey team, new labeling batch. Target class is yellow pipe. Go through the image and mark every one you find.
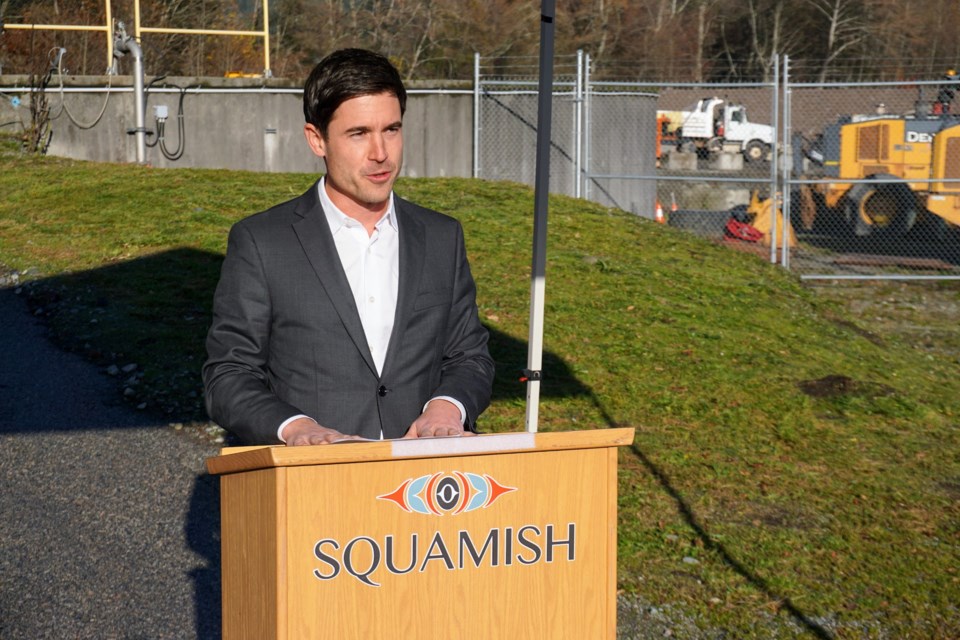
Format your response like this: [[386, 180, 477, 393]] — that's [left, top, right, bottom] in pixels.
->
[[133, 0, 270, 75], [262, 0, 271, 76], [13, 0, 274, 77], [3, 24, 109, 32], [105, 0, 113, 71], [3, 22, 114, 71], [138, 27, 267, 37]]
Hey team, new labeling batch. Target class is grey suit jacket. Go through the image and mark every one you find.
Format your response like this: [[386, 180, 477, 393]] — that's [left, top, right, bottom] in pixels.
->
[[203, 182, 494, 444]]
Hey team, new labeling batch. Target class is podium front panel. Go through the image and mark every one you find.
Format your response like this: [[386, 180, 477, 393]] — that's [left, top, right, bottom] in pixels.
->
[[285, 447, 614, 639]]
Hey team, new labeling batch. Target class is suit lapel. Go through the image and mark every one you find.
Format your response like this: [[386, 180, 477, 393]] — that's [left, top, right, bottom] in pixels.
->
[[382, 197, 426, 377], [292, 182, 378, 376]]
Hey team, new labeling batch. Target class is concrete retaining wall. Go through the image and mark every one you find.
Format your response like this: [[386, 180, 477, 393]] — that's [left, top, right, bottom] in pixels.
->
[[0, 76, 473, 176], [1, 75, 658, 216]]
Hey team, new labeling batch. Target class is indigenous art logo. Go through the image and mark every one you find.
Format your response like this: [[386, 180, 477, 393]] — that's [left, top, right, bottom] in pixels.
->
[[311, 473, 575, 587], [377, 472, 516, 516]]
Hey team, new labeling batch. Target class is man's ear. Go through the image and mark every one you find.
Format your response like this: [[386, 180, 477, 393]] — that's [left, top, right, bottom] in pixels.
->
[[304, 124, 326, 158]]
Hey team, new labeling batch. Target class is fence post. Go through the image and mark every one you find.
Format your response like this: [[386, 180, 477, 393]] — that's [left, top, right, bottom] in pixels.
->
[[770, 53, 780, 265], [575, 49, 584, 198], [584, 53, 592, 201], [781, 54, 792, 269], [473, 52, 480, 179]]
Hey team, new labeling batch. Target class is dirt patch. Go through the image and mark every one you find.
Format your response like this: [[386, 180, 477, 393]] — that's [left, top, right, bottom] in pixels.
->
[[742, 503, 817, 530], [797, 374, 896, 399], [939, 479, 960, 501], [825, 316, 885, 346], [798, 374, 856, 397]]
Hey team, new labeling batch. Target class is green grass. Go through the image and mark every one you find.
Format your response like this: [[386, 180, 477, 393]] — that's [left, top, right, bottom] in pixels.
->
[[2, 156, 959, 637]]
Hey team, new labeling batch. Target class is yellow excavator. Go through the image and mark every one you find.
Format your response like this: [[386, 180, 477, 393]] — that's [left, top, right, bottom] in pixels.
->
[[798, 111, 960, 237]]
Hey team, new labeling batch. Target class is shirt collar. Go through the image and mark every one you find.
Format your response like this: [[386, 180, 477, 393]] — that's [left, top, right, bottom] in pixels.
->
[[318, 176, 398, 235]]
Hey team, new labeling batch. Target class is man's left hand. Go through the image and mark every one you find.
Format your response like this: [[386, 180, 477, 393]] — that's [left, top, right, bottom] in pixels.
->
[[403, 399, 468, 438]]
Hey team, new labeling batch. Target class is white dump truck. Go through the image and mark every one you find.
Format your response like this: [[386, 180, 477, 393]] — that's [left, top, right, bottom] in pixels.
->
[[659, 97, 775, 162]]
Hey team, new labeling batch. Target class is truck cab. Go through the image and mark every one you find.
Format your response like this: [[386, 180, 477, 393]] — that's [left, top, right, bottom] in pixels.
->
[[722, 105, 774, 161]]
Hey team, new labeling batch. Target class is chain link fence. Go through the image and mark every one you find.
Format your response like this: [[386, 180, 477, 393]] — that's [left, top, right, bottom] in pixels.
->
[[475, 58, 579, 198], [476, 53, 960, 280], [475, 53, 657, 218]]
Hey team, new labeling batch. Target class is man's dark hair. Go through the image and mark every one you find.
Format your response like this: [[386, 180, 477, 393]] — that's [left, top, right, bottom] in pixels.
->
[[303, 48, 407, 138]]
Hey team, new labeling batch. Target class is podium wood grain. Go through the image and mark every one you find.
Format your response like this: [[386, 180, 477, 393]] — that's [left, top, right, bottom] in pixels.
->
[[209, 428, 634, 639]]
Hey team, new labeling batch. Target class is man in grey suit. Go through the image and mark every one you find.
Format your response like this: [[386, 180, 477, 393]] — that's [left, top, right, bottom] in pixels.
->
[[203, 48, 494, 446]]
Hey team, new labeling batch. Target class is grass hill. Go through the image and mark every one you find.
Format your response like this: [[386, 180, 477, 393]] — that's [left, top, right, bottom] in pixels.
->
[[1, 156, 958, 637]]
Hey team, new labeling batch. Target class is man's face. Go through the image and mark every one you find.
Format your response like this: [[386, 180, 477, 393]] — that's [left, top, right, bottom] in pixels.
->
[[305, 92, 403, 219]]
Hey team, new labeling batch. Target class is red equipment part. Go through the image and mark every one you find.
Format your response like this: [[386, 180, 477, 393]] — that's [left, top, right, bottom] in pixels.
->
[[724, 217, 764, 243]]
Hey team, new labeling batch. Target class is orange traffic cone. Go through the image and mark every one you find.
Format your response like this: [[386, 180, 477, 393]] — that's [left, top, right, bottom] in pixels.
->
[[655, 201, 665, 224], [670, 193, 678, 213]]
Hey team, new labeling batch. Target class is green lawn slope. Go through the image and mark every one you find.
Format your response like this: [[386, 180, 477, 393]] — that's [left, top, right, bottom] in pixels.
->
[[1, 156, 958, 637]]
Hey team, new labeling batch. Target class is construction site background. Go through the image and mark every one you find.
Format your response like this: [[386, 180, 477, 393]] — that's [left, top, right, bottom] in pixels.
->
[[3, 53, 960, 280]]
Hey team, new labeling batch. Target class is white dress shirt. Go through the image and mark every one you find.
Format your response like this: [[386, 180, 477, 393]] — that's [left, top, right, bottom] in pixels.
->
[[320, 177, 400, 374], [277, 179, 464, 441]]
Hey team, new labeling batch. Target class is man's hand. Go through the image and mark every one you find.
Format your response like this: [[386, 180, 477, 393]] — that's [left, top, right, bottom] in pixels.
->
[[403, 399, 468, 439], [282, 417, 360, 446]]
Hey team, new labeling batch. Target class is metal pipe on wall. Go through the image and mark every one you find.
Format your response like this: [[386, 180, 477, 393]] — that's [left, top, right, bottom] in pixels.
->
[[114, 31, 146, 164]]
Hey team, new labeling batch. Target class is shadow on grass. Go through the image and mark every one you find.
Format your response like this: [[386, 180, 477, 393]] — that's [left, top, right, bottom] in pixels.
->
[[12, 247, 595, 429], [5, 248, 595, 639], [587, 394, 836, 640]]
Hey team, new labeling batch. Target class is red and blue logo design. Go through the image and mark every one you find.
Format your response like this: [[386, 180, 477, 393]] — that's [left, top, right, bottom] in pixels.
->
[[377, 472, 516, 516]]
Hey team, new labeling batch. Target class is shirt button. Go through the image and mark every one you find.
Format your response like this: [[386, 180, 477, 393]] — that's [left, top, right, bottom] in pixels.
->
[[368, 296, 375, 303]]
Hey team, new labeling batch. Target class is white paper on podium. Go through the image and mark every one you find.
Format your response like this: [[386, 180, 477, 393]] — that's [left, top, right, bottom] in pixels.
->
[[390, 433, 536, 458]]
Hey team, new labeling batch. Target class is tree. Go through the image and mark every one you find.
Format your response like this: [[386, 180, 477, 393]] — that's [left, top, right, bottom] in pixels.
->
[[707, 0, 805, 81], [1, 0, 960, 82], [806, 0, 866, 82]]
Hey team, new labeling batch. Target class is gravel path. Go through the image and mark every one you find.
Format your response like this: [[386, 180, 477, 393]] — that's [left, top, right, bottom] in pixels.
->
[[0, 287, 222, 639]]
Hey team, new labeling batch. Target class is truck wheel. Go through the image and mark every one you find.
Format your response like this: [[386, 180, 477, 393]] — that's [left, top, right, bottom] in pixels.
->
[[843, 176, 918, 237], [743, 140, 768, 163]]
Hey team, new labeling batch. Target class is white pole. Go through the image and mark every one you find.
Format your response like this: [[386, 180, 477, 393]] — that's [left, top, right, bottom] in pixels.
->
[[525, 0, 556, 433]]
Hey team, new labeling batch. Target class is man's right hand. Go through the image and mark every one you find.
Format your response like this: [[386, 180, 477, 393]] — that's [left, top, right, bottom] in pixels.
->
[[282, 417, 361, 446]]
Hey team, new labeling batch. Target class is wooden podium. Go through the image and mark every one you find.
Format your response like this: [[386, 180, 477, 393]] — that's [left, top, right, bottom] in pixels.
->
[[206, 428, 634, 639]]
